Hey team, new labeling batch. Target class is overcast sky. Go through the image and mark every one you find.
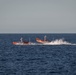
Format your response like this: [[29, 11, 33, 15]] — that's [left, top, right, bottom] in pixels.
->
[[0, 0, 76, 33]]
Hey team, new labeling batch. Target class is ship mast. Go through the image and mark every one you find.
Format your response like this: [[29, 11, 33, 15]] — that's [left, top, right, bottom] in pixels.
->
[[44, 35, 46, 41], [20, 37, 23, 42]]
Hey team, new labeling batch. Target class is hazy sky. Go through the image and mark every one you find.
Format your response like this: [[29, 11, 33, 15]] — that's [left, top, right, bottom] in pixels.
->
[[0, 0, 76, 33]]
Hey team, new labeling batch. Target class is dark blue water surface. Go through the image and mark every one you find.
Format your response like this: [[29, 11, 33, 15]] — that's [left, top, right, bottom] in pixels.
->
[[0, 34, 76, 75]]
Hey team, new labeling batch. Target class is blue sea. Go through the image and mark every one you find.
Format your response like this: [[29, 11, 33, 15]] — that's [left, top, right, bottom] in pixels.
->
[[0, 34, 76, 75]]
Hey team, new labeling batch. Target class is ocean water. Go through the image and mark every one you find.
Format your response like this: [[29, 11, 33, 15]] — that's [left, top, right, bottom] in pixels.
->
[[0, 34, 76, 75]]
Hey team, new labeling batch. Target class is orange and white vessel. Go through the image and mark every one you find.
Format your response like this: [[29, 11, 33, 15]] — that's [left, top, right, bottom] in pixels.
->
[[13, 38, 32, 45], [36, 36, 50, 44]]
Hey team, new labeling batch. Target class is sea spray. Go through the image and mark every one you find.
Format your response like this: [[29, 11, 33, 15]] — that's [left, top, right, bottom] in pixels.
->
[[43, 39, 72, 45]]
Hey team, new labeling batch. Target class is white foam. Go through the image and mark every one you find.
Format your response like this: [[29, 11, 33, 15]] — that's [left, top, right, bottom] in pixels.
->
[[42, 39, 75, 45]]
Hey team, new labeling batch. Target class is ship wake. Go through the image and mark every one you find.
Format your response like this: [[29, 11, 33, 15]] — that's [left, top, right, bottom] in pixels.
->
[[42, 39, 76, 45]]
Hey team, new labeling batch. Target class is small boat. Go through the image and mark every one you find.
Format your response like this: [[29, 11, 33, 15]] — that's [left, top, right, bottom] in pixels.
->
[[13, 38, 31, 45], [36, 36, 50, 44]]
